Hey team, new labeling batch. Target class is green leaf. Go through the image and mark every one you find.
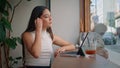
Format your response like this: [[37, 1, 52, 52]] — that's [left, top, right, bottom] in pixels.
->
[[2, 10, 9, 16], [27, 0, 31, 1], [14, 61, 18, 64], [9, 56, 14, 61], [5, 38, 17, 49], [15, 57, 22, 60], [0, 22, 6, 42], [0, 0, 7, 13], [16, 37, 22, 44], [0, 0, 11, 16], [12, 37, 22, 45], [1, 17, 12, 31]]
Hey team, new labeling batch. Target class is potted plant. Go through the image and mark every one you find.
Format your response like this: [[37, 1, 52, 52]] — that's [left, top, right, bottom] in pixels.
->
[[0, 0, 23, 68]]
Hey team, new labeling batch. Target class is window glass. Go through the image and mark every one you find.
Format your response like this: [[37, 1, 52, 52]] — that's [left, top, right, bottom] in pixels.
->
[[90, 0, 120, 53]]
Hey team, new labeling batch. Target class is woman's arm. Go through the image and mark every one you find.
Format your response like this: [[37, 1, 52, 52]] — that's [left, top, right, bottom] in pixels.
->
[[22, 31, 42, 58], [53, 34, 76, 57], [22, 18, 43, 58]]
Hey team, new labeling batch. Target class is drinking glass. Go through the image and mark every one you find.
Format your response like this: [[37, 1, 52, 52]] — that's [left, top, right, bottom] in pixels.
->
[[83, 35, 96, 58]]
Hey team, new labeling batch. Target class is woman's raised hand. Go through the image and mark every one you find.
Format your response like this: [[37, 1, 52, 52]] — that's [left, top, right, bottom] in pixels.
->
[[35, 18, 43, 31]]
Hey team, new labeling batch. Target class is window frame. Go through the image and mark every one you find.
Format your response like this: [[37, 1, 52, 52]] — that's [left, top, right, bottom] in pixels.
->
[[80, 0, 91, 32]]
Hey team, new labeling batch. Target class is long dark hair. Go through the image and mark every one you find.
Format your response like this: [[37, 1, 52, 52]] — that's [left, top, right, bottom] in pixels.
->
[[23, 6, 53, 39]]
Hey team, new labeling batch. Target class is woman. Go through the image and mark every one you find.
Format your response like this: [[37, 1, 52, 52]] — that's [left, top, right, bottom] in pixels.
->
[[21, 6, 75, 68]]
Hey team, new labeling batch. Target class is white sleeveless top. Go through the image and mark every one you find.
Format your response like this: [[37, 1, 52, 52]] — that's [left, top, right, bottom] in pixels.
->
[[24, 31, 53, 66]]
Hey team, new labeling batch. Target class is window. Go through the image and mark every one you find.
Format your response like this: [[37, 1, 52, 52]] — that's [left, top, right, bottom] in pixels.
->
[[84, 0, 120, 57], [81, 0, 120, 65]]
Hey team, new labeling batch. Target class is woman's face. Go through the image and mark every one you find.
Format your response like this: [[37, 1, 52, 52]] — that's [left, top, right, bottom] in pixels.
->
[[40, 9, 52, 29]]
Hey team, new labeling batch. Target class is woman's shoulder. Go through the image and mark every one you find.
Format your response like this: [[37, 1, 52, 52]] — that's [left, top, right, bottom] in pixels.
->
[[22, 32, 30, 36], [22, 32, 33, 39]]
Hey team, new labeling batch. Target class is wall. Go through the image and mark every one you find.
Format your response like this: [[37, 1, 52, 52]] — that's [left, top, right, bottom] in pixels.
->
[[51, 0, 80, 45], [50, 0, 80, 62]]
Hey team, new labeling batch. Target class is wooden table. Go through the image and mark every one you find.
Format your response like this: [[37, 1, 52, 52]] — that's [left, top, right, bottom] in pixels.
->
[[51, 54, 120, 68]]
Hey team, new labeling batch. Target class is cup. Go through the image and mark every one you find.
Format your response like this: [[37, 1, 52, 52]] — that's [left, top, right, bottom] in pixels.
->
[[83, 35, 96, 58]]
